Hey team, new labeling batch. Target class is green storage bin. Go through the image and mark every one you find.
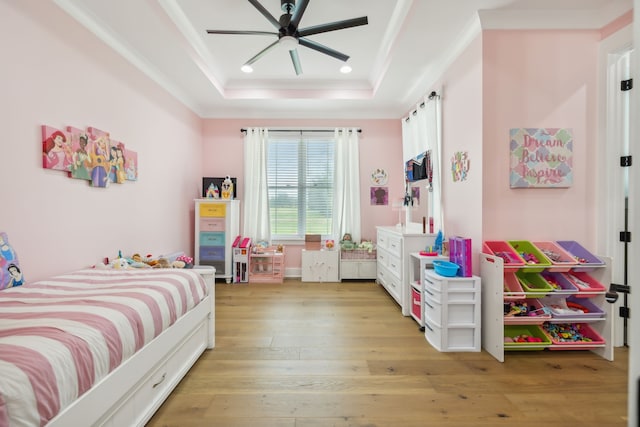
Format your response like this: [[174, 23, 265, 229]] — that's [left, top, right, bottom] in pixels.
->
[[504, 325, 551, 350], [508, 240, 552, 272]]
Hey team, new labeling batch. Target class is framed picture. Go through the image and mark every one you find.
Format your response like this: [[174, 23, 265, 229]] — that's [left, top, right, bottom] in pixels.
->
[[370, 186, 388, 206], [202, 177, 237, 199]]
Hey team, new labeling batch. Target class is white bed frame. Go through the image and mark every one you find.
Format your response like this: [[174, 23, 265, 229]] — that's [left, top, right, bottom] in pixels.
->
[[46, 268, 216, 427]]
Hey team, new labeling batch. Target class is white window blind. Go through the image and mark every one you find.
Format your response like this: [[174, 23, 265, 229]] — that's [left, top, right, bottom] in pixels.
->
[[267, 132, 335, 239]]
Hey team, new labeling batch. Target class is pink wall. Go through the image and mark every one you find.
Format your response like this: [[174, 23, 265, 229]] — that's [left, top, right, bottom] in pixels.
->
[[202, 118, 402, 269], [482, 30, 600, 245], [433, 35, 484, 263], [0, 2, 203, 280]]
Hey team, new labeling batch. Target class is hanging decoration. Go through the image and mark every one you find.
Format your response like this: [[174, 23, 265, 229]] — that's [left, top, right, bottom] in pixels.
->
[[451, 151, 470, 182], [370, 168, 388, 185], [42, 125, 138, 188]]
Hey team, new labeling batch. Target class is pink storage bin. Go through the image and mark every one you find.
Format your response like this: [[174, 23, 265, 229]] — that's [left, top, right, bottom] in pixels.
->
[[483, 241, 525, 269], [504, 298, 551, 325], [503, 272, 526, 301], [532, 241, 578, 272], [542, 323, 606, 349], [561, 272, 606, 298]]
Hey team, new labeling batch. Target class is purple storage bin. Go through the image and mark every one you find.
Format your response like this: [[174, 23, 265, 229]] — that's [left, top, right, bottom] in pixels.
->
[[540, 295, 605, 319], [541, 271, 578, 295], [555, 240, 604, 267]]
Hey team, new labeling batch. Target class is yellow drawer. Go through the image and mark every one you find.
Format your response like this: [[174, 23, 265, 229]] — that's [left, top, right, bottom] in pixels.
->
[[199, 202, 226, 217]]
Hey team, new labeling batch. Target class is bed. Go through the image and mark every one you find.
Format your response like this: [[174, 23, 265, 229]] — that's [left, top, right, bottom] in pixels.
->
[[0, 267, 215, 427]]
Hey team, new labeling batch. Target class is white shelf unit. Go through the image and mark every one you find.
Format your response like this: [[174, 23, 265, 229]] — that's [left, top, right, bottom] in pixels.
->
[[376, 226, 435, 315], [408, 253, 448, 327], [423, 270, 481, 352], [480, 252, 614, 362], [340, 249, 377, 280], [194, 199, 240, 284]]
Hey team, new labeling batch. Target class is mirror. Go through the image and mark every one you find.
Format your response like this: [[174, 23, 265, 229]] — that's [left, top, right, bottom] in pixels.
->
[[404, 181, 432, 232], [403, 151, 434, 233]]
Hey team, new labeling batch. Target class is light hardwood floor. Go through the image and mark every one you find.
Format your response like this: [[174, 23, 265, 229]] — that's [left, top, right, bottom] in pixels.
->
[[147, 279, 629, 427]]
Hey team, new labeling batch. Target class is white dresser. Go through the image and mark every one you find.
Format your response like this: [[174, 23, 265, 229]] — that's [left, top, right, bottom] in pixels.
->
[[376, 226, 435, 316]]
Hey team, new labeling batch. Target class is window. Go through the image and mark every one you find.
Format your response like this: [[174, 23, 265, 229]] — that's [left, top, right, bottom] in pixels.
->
[[267, 132, 335, 239]]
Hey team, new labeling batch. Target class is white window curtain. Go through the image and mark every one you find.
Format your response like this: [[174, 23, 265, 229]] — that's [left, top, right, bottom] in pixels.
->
[[243, 128, 271, 242], [332, 128, 361, 242], [401, 94, 444, 235]]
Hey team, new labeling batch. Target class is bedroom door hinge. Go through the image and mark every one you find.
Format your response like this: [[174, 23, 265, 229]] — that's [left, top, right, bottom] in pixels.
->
[[620, 306, 630, 319], [620, 231, 632, 243], [621, 78, 633, 91], [620, 156, 632, 167]]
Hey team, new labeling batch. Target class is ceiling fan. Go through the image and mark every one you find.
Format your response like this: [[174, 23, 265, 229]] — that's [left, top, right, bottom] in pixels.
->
[[206, 0, 368, 75]]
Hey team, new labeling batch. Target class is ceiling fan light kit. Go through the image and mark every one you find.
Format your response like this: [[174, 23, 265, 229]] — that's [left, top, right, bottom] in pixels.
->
[[206, 0, 368, 76]]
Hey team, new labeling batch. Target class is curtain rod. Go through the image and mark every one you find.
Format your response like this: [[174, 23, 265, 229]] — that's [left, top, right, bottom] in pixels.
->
[[240, 128, 361, 133]]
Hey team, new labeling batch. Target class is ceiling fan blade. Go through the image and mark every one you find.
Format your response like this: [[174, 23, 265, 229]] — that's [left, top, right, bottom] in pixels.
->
[[244, 40, 280, 66], [298, 37, 349, 62], [248, 0, 281, 29], [298, 16, 368, 37], [206, 30, 278, 36], [289, 0, 309, 29], [289, 49, 302, 75]]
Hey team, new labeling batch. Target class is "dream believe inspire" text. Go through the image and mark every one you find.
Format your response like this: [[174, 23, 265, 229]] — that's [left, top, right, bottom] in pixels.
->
[[520, 134, 568, 184]]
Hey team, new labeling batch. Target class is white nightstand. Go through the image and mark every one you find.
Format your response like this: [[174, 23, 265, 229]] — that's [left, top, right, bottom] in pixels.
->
[[301, 249, 339, 282]]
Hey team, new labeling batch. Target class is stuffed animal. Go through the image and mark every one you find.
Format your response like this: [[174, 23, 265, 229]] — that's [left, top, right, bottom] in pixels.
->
[[152, 258, 171, 268], [358, 240, 375, 253], [340, 233, 355, 251], [221, 175, 234, 199], [206, 182, 219, 199], [111, 258, 129, 269]]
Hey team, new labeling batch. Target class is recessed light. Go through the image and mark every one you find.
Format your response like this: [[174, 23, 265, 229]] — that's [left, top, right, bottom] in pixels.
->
[[241, 64, 254, 73], [340, 65, 352, 74]]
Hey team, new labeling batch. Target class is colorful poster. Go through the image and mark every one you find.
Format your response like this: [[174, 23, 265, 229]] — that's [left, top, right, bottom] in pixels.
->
[[509, 128, 573, 188]]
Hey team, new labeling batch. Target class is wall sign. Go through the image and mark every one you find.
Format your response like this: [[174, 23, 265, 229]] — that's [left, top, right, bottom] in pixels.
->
[[509, 128, 573, 188]]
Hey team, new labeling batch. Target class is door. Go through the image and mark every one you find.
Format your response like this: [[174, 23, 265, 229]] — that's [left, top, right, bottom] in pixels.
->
[[604, 48, 633, 347]]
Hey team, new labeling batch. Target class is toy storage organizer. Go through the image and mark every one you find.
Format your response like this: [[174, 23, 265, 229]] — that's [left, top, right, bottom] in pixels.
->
[[194, 199, 240, 283], [248, 246, 285, 283], [423, 270, 481, 352], [480, 240, 613, 363]]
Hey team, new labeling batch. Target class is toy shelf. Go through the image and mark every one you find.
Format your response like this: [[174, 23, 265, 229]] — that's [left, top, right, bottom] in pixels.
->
[[480, 252, 613, 362]]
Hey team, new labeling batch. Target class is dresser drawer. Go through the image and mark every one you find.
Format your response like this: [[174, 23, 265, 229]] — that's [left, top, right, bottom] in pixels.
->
[[387, 235, 402, 257], [386, 253, 402, 278], [200, 217, 225, 232], [199, 245, 225, 261], [199, 231, 225, 246], [423, 294, 442, 326], [199, 202, 226, 217], [377, 266, 401, 303]]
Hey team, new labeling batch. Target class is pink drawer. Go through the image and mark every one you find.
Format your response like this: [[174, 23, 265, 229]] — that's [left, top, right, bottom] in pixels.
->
[[200, 217, 225, 232]]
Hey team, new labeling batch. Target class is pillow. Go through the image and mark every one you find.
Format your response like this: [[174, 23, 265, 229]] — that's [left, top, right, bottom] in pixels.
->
[[0, 232, 24, 289]]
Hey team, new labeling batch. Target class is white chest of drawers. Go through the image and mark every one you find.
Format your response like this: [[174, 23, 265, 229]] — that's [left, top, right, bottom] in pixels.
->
[[423, 270, 481, 352], [376, 226, 434, 315]]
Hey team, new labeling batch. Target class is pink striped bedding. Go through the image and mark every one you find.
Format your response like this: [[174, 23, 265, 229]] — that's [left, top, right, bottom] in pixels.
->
[[0, 268, 208, 427]]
